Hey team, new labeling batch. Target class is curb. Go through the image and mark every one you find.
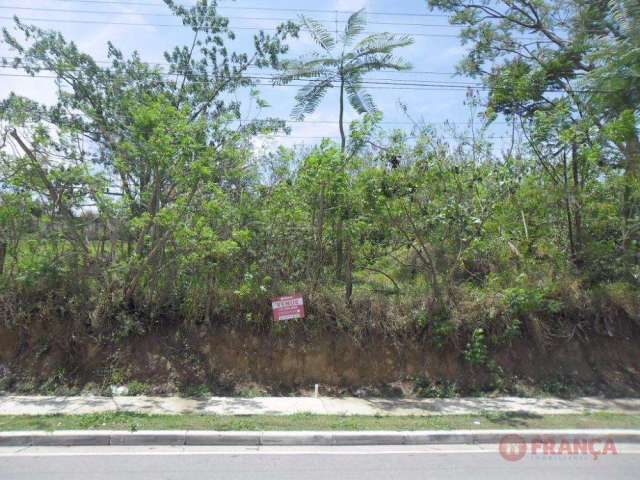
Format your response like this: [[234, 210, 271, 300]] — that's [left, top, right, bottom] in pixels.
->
[[0, 430, 639, 447]]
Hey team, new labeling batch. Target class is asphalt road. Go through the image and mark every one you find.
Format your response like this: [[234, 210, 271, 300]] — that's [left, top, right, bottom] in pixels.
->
[[1, 444, 639, 479]]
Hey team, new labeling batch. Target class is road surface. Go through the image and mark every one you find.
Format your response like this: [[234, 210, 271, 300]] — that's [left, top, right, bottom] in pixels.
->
[[1, 444, 639, 479]]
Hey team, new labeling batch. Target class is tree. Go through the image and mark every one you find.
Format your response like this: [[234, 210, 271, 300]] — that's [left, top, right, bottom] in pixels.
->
[[586, 0, 640, 251], [276, 9, 413, 302], [0, 0, 297, 323], [427, 0, 640, 268], [276, 8, 414, 151]]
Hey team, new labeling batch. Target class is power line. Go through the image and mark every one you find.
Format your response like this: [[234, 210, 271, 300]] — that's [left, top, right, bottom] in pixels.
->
[[257, 134, 512, 140], [0, 15, 466, 38], [265, 119, 509, 126], [0, 5, 460, 28], [0, 66, 489, 91], [0, 71, 606, 94], [48, 0, 450, 18], [3, 6, 610, 36], [0, 64, 481, 86], [0, 55, 460, 76], [0, 15, 552, 42], [0, 71, 484, 91]]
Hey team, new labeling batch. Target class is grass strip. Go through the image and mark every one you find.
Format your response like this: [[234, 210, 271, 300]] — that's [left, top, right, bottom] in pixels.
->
[[0, 412, 638, 432]]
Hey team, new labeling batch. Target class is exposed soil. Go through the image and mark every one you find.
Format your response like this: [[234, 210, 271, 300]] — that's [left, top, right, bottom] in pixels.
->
[[1, 315, 639, 397]]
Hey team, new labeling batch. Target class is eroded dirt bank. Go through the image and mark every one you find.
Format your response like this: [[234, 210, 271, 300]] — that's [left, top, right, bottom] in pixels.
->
[[1, 317, 639, 397]]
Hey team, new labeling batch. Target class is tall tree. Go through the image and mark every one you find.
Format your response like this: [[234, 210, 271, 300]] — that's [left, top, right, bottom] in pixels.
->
[[1, 0, 297, 321], [276, 8, 414, 151], [427, 0, 640, 266], [276, 9, 413, 301]]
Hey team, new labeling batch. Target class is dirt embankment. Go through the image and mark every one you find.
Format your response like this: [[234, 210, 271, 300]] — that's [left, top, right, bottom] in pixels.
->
[[1, 318, 639, 396]]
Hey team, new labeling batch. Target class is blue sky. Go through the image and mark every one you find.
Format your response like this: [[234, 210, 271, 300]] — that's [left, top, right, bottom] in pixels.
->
[[0, 0, 511, 151]]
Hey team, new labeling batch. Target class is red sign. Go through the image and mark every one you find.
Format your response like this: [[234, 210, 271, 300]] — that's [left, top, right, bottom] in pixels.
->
[[272, 294, 305, 321]]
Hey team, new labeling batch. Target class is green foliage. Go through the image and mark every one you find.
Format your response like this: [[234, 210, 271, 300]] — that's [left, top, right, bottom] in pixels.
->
[[503, 286, 562, 319], [178, 383, 210, 398], [413, 377, 459, 398], [0, 0, 638, 383], [427, 0, 640, 273], [126, 380, 150, 396], [464, 328, 488, 366], [114, 312, 146, 340], [417, 309, 457, 349], [109, 369, 126, 387], [277, 8, 412, 151], [540, 375, 586, 399], [40, 368, 67, 395], [235, 384, 268, 398]]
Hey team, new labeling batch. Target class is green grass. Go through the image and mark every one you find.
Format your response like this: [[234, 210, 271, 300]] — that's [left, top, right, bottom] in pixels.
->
[[0, 412, 638, 432]]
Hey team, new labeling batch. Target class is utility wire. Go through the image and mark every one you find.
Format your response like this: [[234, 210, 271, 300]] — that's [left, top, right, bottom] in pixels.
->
[[0, 64, 481, 86], [0, 55, 460, 76], [0, 71, 608, 94], [3, 6, 610, 37], [256, 135, 511, 140], [0, 71, 485, 91], [0, 15, 556, 43], [49, 0, 450, 17], [0, 16, 547, 40], [0, 70, 491, 91], [0, 5, 459, 28], [265, 119, 508, 126]]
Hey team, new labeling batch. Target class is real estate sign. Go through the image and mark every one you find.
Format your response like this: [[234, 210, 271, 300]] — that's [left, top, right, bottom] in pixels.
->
[[272, 294, 305, 321]]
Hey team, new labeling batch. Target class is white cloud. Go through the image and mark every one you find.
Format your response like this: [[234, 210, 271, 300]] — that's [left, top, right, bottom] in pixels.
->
[[334, 0, 369, 11]]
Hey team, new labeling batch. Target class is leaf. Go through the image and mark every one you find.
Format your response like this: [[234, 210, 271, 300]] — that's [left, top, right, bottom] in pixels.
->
[[343, 8, 367, 44], [299, 14, 336, 51], [291, 77, 333, 120], [350, 33, 414, 60], [345, 80, 376, 114], [274, 55, 337, 85]]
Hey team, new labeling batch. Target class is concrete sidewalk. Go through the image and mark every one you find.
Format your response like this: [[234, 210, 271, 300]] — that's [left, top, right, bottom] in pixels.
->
[[1, 395, 639, 416]]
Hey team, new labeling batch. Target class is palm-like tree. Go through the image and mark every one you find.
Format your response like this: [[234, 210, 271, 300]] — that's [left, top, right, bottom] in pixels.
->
[[277, 9, 414, 151], [275, 10, 413, 303]]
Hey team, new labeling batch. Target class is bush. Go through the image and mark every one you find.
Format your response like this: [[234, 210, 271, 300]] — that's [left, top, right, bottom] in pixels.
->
[[413, 377, 459, 398], [464, 328, 488, 366], [127, 380, 151, 396]]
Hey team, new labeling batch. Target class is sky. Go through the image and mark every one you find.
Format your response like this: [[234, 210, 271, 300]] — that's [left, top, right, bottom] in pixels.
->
[[0, 0, 512, 152]]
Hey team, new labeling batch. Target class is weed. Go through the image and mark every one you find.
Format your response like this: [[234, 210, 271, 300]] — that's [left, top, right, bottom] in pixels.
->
[[541, 375, 580, 399], [178, 383, 210, 398], [235, 384, 268, 398], [109, 368, 126, 386], [40, 368, 66, 395], [413, 376, 459, 398], [464, 328, 488, 365], [418, 309, 456, 349], [127, 380, 150, 396]]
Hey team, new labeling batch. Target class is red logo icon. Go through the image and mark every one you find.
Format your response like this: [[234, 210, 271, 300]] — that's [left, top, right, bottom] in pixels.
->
[[499, 434, 527, 462]]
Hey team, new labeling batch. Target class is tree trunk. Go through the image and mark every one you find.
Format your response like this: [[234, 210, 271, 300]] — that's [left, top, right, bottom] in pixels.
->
[[562, 153, 576, 262], [0, 241, 6, 276], [345, 236, 353, 305], [571, 142, 582, 259], [562, 150, 576, 261], [336, 218, 343, 279], [315, 183, 326, 285], [339, 76, 346, 152], [622, 132, 640, 252], [337, 73, 351, 301], [337, 74, 345, 279]]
